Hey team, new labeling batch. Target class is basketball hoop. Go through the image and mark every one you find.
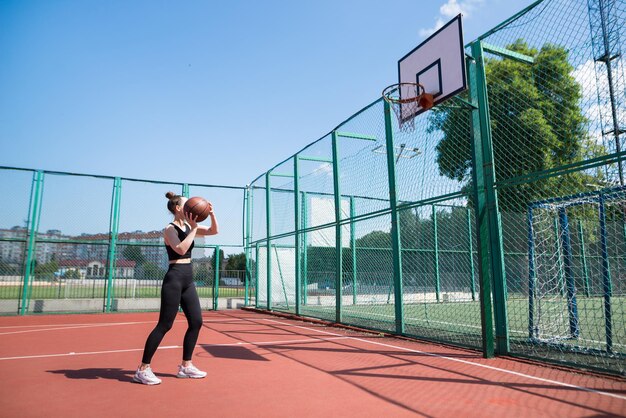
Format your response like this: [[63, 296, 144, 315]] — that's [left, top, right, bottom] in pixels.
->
[[382, 82, 434, 132]]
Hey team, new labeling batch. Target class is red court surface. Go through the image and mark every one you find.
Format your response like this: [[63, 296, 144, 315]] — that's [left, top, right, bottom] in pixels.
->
[[0, 309, 624, 418]]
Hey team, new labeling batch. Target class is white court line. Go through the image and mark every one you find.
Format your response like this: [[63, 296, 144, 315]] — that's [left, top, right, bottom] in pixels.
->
[[0, 317, 244, 330], [262, 318, 626, 402], [0, 336, 349, 361], [341, 308, 624, 347], [0, 321, 160, 329], [0, 317, 249, 336]]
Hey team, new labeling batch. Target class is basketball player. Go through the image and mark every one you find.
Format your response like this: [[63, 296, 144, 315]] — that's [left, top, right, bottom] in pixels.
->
[[134, 192, 218, 385]]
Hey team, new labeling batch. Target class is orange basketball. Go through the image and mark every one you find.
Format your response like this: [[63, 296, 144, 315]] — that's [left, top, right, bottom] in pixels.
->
[[183, 196, 211, 222]]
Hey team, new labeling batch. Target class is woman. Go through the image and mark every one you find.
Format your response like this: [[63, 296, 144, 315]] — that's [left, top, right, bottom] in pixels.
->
[[134, 191, 219, 385]]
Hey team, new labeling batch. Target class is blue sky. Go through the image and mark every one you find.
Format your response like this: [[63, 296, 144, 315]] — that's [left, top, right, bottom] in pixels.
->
[[1, 0, 537, 188]]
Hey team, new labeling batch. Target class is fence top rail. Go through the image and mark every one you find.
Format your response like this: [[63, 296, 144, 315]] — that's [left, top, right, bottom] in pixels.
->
[[0, 165, 245, 190], [471, 0, 545, 44]]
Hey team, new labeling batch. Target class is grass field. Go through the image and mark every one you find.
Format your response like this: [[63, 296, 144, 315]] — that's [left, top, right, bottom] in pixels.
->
[[0, 283, 249, 299], [292, 296, 626, 353]]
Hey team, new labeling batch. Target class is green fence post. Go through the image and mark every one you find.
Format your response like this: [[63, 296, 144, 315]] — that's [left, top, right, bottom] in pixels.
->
[[383, 100, 405, 335], [105, 177, 122, 312], [294, 156, 301, 315], [244, 187, 251, 306], [331, 131, 343, 323], [214, 246, 220, 310], [265, 172, 272, 310], [255, 242, 260, 307], [350, 196, 357, 305], [20, 170, 44, 315], [302, 192, 308, 306], [433, 205, 441, 302], [466, 41, 495, 358], [468, 207, 476, 301], [472, 41, 509, 354], [182, 184, 190, 198]]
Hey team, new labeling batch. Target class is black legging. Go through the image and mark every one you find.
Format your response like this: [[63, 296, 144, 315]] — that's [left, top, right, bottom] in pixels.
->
[[141, 263, 202, 364]]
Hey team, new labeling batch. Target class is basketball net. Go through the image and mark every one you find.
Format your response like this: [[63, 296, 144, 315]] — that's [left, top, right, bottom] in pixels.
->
[[382, 82, 434, 132]]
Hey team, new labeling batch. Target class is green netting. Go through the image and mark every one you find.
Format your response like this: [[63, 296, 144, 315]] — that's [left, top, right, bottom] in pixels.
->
[[2, 0, 624, 377], [0, 168, 246, 315], [246, 0, 625, 376], [477, 0, 625, 374]]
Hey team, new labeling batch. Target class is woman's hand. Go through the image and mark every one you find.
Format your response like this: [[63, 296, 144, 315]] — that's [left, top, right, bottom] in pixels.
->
[[184, 211, 199, 229]]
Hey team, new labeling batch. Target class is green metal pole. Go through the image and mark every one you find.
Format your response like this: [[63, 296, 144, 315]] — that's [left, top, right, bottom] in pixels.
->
[[265, 172, 272, 310], [243, 187, 251, 306], [178, 183, 190, 313], [350, 196, 357, 305], [294, 156, 301, 315], [20, 170, 44, 315], [255, 242, 260, 307], [331, 131, 343, 323], [470, 41, 509, 356], [302, 192, 308, 306], [468, 49, 495, 358], [213, 246, 220, 310], [105, 177, 122, 312], [468, 207, 476, 301], [383, 100, 405, 335], [433, 205, 441, 302]]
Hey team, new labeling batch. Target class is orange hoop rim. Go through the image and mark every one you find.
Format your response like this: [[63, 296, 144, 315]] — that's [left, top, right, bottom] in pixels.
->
[[382, 82, 426, 104]]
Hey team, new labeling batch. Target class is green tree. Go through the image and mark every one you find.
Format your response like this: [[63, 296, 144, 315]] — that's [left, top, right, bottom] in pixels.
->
[[209, 248, 225, 272], [140, 262, 165, 280], [34, 260, 58, 276], [194, 263, 210, 283], [0, 262, 18, 275], [431, 40, 606, 212], [225, 253, 246, 272], [122, 246, 146, 266], [63, 269, 81, 280]]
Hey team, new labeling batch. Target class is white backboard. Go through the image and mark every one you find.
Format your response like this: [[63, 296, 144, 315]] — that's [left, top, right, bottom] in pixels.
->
[[397, 14, 467, 120]]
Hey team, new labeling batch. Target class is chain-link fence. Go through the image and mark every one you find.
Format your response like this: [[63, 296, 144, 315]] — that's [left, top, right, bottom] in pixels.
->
[[246, 0, 625, 376], [0, 167, 249, 314]]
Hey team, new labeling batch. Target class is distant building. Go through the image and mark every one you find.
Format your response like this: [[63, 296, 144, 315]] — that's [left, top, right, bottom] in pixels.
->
[[57, 259, 136, 279], [0, 227, 27, 266], [0, 227, 73, 266], [0, 226, 205, 273]]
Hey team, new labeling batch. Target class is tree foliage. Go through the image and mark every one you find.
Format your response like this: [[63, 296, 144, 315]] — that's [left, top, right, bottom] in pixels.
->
[[431, 40, 606, 212], [225, 253, 247, 271], [122, 246, 146, 266], [35, 260, 58, 276], [139, 262, 165, 280]]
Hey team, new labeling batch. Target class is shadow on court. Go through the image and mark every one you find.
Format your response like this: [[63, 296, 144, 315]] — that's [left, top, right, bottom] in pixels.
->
[[200, 344, 268, 361], [47, 368, 177, 382]]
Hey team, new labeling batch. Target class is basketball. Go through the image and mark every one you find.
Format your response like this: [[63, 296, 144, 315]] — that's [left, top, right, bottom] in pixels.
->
[[184, 196, 211, 222]]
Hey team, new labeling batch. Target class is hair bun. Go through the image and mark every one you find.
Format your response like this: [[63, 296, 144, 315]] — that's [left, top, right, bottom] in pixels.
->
[[165, 191, 176, 199]]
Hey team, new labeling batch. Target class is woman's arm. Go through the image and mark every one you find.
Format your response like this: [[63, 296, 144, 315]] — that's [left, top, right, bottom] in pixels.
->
[[197, 211, 218, 236]]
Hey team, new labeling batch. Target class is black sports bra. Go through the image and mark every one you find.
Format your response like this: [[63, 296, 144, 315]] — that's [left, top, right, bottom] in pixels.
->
[[166, 222, 194, 261]]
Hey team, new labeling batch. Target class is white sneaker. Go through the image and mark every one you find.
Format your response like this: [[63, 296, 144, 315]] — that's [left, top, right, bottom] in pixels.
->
[[177, 363, 207, 379], [133, 366, 162, 385]]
